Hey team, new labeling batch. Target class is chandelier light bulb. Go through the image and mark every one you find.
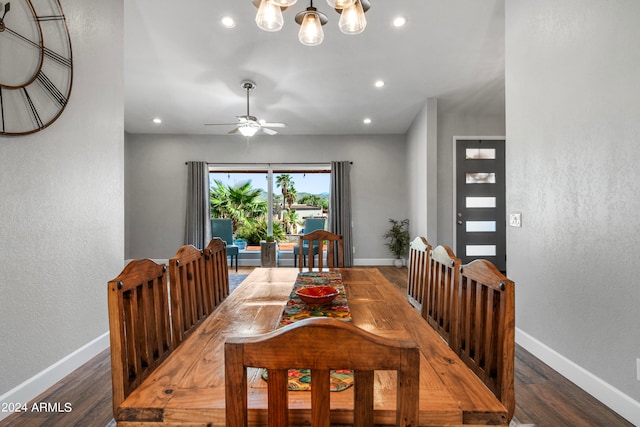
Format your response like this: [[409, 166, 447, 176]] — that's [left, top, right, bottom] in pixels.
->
[[339, 0, 366, 35], [256, 0, 284, 32], [271, 0, 298, 6], [326, 0, 355, 9], [298, 10, 324, 46]]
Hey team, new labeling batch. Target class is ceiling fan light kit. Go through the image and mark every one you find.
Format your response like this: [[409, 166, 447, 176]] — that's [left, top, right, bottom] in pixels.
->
[[253, 0, 369, 46], [204, 80, 286, 138]]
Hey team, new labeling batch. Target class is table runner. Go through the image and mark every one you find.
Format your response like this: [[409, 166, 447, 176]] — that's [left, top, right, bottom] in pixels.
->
[[262, 271, 354, 391], [279, 271, 351, 326]]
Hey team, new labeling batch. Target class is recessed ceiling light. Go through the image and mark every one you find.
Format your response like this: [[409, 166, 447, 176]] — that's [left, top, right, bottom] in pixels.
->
[[153, 117, 162, 124], [393, 16, 407, 28], [374, 80, 385, 88], [221, 16, 236, 28], [363, 118, 372, 124]]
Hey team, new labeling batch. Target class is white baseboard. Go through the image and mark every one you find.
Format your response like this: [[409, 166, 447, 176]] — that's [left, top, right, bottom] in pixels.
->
[[0, 332, 110, 422], [516, 328, 640, 426]]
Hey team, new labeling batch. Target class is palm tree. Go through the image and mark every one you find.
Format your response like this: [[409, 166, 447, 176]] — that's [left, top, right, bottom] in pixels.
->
[[285, 185, 297, 211], [275, 174, 295, 211], [210, 180, 267, 232]]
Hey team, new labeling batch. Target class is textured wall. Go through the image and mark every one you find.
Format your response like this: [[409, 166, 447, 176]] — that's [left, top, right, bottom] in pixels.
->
[[506, 0, 640, 411], [0, 0, 124, 396], [125, 133, 406, 262]]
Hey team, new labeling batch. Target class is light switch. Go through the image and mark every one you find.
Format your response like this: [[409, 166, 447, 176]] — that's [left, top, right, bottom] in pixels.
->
[[509, 213, 521, 227]]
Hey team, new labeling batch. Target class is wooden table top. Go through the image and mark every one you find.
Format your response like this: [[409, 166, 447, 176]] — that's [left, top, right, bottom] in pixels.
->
[[117, 268, 508, 426]]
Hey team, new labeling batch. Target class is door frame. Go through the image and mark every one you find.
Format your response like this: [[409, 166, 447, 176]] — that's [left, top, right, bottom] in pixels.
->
[[452, 135, 506, 264]]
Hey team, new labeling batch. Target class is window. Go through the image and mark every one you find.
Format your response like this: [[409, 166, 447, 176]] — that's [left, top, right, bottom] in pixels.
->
[[209, 164, 330, 248]]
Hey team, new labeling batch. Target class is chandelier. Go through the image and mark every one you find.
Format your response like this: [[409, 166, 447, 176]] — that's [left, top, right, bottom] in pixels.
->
[[254, 0, 371, 46]]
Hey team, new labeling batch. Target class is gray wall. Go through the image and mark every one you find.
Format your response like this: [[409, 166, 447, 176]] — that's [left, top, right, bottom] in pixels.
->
[[506, 0, 640, 418], [125, 133, 407, 263], [406, 98, 505, 248], [0, 0, 124, 400]]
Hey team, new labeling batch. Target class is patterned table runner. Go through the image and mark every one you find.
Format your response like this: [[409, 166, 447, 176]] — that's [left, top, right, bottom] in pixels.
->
[[262, 271, 354, 391], [279, 271, 351, 326]]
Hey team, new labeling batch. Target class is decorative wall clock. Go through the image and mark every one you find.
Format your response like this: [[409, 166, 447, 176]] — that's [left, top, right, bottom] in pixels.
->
[[0, 0, 73, 136]]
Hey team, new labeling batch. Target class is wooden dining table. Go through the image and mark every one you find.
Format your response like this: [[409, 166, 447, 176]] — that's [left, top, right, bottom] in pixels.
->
[[116, 268, 509, 426]]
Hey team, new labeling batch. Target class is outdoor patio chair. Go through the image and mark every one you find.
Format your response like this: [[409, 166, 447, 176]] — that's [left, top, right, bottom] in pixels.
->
[[211, 218, 239, 272]]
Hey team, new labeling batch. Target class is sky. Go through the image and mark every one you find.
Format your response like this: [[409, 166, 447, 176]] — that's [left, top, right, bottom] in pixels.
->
[[209, 172, 330, 195]]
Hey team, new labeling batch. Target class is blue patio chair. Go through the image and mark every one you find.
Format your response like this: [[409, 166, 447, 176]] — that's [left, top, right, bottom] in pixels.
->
[[293, 218, 326, 267], [211, 218, 239, 272]]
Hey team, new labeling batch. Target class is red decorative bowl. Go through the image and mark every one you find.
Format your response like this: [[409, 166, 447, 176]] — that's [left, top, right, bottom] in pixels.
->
[[295, 286, 339, 306]]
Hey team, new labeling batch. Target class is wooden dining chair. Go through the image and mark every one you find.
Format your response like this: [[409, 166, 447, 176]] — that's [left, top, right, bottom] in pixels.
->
[[225, 317, 419, 427], [204, 237, 229, 307], [168, 244, 208, 347], [298, 230, 344, 271], [457, 259, 515, 421], [423, 245, 461, 347], [293, 217, 326, 267], [407, 236, 431, 312], [107, 259, 172, 417]]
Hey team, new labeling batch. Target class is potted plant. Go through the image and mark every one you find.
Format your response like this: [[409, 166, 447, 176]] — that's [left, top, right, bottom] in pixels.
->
[[383, 218, 410, 267]]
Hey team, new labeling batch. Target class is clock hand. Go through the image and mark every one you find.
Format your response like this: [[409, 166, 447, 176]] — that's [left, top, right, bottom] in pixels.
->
[[3, 26, 71, 67]]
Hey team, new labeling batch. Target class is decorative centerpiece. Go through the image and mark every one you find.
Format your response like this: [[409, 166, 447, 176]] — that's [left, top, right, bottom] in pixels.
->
[[295, 286, 339, 306]]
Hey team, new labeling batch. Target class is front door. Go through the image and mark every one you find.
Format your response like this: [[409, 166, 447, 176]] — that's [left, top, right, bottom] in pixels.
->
[[455, 139, 506, 272]]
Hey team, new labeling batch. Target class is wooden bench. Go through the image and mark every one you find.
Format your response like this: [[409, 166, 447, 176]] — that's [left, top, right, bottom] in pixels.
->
[[457, 259, 515, 421], [204, 237, 230, 307], [407, 236, 431, 312], [168, 244, 209, 347], [424, 245, 461, 347], [107, 259, 173, 417]]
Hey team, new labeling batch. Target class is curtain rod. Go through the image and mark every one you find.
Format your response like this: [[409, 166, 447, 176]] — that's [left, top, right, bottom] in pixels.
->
[[185, 161, 353, 165]]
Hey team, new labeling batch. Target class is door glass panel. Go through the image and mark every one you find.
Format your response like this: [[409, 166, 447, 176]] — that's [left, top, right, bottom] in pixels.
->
[[466, 197, 496, 208], [466, 245, 497, 256], [466, 221, 496, 232], [465, 148, 496, 159], [466, 172, 496, 184]]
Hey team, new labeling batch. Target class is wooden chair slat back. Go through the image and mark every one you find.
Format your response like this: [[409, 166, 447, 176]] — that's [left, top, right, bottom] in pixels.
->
[[204, 237, 229, 307], [424, 245, 461, 347], [168, 245, 207, 347], [458, 259, 515, 421], [298, 230, 344, 271], [107, 259, 172, 417], [407, 236, 431, 312], [225, 317, 420, 427]]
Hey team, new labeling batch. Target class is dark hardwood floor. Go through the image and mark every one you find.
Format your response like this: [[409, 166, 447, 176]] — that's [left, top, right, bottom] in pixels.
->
[[1, 266, 633, 427]]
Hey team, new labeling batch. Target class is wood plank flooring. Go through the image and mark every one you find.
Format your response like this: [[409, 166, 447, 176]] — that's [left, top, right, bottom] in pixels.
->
[[0, 266, 633, 427]]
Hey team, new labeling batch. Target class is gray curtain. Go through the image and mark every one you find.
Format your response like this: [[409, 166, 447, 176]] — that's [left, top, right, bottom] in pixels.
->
[[330, 161, 353, 266], [184, 161, 211, 249]]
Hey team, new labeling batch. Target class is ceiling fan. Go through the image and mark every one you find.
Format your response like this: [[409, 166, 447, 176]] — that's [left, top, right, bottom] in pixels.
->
[[205, 80, 286, 137]]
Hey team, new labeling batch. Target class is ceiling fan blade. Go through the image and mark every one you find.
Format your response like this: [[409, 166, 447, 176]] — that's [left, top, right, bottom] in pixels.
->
[[228, 127, 240, 135], [260, 122, 286, 128], [262, 128, 278, 136], [204, 123, 239, 126]]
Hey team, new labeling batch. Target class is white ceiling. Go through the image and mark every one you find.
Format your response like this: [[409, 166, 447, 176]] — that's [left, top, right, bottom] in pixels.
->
[[124, 0, 505, 136]]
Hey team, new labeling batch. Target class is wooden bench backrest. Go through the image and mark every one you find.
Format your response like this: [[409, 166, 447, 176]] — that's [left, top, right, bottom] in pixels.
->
[[424, 245, 461, 347], [204, 237, 229, 307], [168, 245, 207, 347], [298, 230, 344, 271], [225, 317, 420, 427], [458, 259, 515, 420], [107, 259, 172, 417], [407, 236, 431, 312]]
